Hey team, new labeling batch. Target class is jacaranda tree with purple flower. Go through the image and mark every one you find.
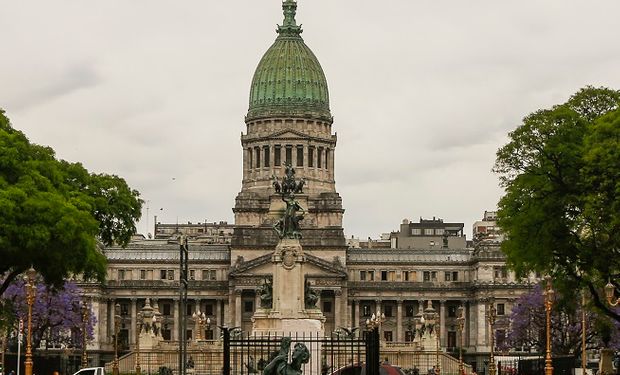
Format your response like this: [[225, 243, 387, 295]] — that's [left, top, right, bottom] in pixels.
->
[[2, 278, 96, 350], [501, 284, 620, 355]]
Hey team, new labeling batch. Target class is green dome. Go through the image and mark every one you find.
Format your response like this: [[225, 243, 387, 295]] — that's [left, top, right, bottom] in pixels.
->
[[246, 0, 331, 122]]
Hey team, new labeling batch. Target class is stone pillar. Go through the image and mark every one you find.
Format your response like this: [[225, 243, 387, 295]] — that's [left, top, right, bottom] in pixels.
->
[[462, 300, 469, 349], [228, 289, 235, 326], [354, 300, 360, 329], [397, 300, 403, 342], [440, 300, 446, 347], [172, 298, 179, 341], [334, 290, 342, 329], [235, 289, 242, 328], [476, 300, 487, 348], [130, 298, 137, 346], [215, 299, 222, 338]]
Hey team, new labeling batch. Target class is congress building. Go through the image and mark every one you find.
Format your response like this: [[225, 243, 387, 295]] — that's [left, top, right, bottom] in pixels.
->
[[79, 1, 536, 372]]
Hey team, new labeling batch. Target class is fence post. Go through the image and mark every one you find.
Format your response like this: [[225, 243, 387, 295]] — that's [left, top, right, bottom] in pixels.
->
[[222, 328, 230, 375]]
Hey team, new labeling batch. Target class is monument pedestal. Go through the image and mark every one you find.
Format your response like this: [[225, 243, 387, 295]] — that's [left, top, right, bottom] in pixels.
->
[[252, 238, 325, 375]]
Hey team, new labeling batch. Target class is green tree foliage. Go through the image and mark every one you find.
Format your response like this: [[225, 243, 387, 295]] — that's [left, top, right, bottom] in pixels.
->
[[494, 86, 620, 322], [0, 109, 142, 295]]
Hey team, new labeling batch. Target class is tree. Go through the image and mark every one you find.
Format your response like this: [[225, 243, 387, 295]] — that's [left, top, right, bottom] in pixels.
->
[[2, 279, 96, 350], [500, 285, 620, 355], [494, 86, 620, 322], [0, 109, 143, 295]]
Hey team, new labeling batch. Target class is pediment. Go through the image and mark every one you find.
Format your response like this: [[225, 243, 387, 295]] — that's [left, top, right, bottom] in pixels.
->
[[269, 129, 308, 140], [229, 251, 346, 278]]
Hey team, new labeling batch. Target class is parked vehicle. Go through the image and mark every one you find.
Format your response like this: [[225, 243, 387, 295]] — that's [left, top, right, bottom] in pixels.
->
[[72, 367, 105, 375], [330, 362, 406, 375]]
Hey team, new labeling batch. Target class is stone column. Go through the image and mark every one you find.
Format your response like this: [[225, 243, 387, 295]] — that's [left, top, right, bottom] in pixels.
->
[[353, 300, 360, 329], [106, 299, 113, 344], [130, 298, 137, 346], [172, 298, 179, 341], [215, 299, 222, 338], [397, 300, 403, 342], [440, 300, 446, 346], [235, 289, 242, 328], [476, 299, 487, 349], [334, 290, 342, 329]]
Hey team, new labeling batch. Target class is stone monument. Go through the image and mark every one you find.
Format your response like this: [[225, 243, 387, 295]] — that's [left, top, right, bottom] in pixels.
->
[[252, 165, 325, 374]]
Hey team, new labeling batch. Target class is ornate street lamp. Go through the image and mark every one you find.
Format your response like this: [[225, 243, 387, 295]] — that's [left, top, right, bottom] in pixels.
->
[[24, 267, 37, 375], [136, 312, 142, 375], [457, 305, 465, 375], [113, 303, 121, 375], [543, 276, 555, 375], [80, 301, 90, 368], [604, 279, 619, 306], [365, 312, 385, 332], [192, 310, 208, 341], [487, 300, 497, 375], [423, 300, 440, 375]]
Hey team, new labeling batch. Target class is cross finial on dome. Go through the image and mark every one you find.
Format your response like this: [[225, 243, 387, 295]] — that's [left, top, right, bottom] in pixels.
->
[[277, 0, 303, 37]]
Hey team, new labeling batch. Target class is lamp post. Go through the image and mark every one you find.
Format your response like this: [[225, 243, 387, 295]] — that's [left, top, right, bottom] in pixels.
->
[[487, 300, 497, 375], [457, 305, 465, 375], [604, 279, 619, 306], [136, 312, 142, 375], [365, 312, 384, 375], [434, 311, 441, 375], [113, 303, 121, 375], [192, 311, 207, 341], [80, 301, 90, 368], [581, 292, 586, 375], [24, 267, 37, 375], [543, 276, 555, 375]]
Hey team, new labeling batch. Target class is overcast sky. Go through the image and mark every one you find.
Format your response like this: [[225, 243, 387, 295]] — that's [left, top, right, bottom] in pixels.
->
[[2, 1, 620, 240]]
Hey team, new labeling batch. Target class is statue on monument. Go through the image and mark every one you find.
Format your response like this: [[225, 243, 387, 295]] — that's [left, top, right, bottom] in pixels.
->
[[257, 278, 273, 309], [304, 280, 319, 309], [273, 164, 306, 239], [263, 337, 310, 375]]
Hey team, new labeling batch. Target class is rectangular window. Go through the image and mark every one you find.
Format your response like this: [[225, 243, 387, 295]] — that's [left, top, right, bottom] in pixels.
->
[[209, 270, 217, 280], [163, 303, 171, 316], [405, 305, 414, 317], [167, 270, 174, 280], [431, 271, 437, 281], [244, 300, 254, 313], [403, 271, 409, 281], [186, 330, 192, 341], [384, 331, 393, 342], [202, 270, 209, 280], [384, 305, 393, 317], [362, 305, 371, 317], [162, 328, 171, 341], [435, 228, 444, 235], [323, 301, 332, 313], [296, 145, 304, 167], [368, 271, 375, 281], [205, 304, 214, 316], [445, 271, 452, 281], [411, 228, 421, 235], [325, 148, 330, 169], [452, 271, 458, 281], [381, 271, 388, 281], [120, 303, 129, 316], [248, 148, 253, 169], [186, 304, 193, 316], [285, 146, 292, 165], [189, 270, 195, 281], [317, 147, 323, 168], [160, 270, 167, 280], [255, 147, 261, 168], [497, 303, 505, 316], [424, 228, 434, 235], [140, 270, 146, 280], [405, 331, 414, 342], [308, 147, 315, 167], [423, 271, 431, 282], [206, 329, 214, 340], [274, 145, 281, 166], [360, 271, 366, 281], [389, 271, 396, 281], [448, 306, 457, 317], [264, 146, 270, 167], [118, 269, 125, 280]]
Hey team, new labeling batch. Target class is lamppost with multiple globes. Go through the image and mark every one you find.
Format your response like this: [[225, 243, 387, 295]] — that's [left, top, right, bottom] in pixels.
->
[[192, 310, 210, 341], [80, 301, 90, 368], [487, 300, 497, 375], [457, 305, 465, 375], [604, 279, 619, 306], [24, 267, 37, 375], [543, 276, 555, 375], [113, 303, 121, 375]]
